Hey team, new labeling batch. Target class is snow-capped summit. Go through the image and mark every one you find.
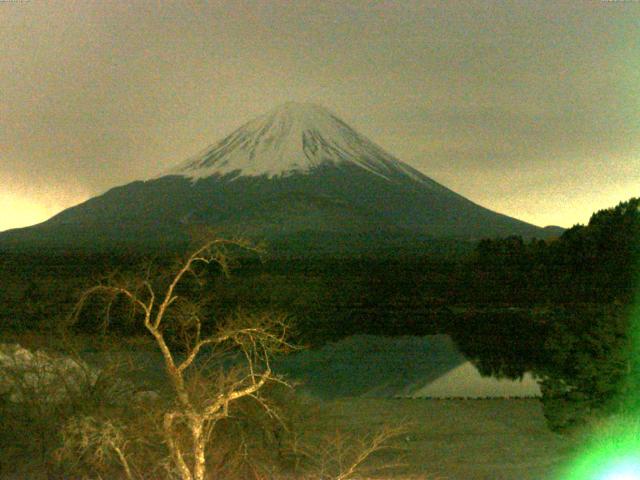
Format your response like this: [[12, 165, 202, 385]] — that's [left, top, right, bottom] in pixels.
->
[[167, 102, 434, 186]]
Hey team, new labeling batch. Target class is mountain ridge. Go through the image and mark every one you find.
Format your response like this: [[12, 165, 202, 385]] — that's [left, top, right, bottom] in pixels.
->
[[0, 102, 561, 254]]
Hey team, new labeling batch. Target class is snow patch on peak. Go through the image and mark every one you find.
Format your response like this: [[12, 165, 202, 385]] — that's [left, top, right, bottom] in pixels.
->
[[163, 102, 446, 191]]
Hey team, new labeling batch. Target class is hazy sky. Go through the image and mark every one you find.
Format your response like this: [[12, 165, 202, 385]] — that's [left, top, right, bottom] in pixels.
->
[[1, 0, 638, 232]]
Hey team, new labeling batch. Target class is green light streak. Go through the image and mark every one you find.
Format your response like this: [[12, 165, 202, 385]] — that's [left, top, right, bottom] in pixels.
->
[[558, 309, 640, 479], [558, 416, 640, 480]]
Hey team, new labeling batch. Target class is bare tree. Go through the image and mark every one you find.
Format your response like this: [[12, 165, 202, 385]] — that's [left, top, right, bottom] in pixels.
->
[[71, 238, 294, 480]]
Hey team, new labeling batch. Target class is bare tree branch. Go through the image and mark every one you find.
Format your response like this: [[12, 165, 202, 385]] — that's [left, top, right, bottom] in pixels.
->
[[71, 237, 288, 480]]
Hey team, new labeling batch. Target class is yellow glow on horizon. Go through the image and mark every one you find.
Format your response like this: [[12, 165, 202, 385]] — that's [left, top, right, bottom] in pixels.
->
[[511, 183, 640, 229], [0, 192, 75, 232]]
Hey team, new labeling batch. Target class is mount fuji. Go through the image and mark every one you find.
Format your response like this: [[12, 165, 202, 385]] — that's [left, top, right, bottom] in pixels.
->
[[0, 102, 559, 254]]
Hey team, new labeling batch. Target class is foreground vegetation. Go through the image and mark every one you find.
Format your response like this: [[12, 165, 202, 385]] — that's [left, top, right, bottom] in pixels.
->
[[0, 197, 638, 477], [1, 238, 406, 479]]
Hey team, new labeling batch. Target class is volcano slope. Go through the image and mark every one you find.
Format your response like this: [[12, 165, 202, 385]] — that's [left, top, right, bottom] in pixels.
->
[[0, 102, 553, 253]]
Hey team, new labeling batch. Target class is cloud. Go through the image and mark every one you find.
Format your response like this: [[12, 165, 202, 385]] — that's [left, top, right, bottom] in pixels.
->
[[0, 0, 637, 229]]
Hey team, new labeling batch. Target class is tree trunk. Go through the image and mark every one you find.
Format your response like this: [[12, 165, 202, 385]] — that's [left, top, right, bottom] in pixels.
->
[[192, 417, 207, 480], [164, 412, 193, 480]]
